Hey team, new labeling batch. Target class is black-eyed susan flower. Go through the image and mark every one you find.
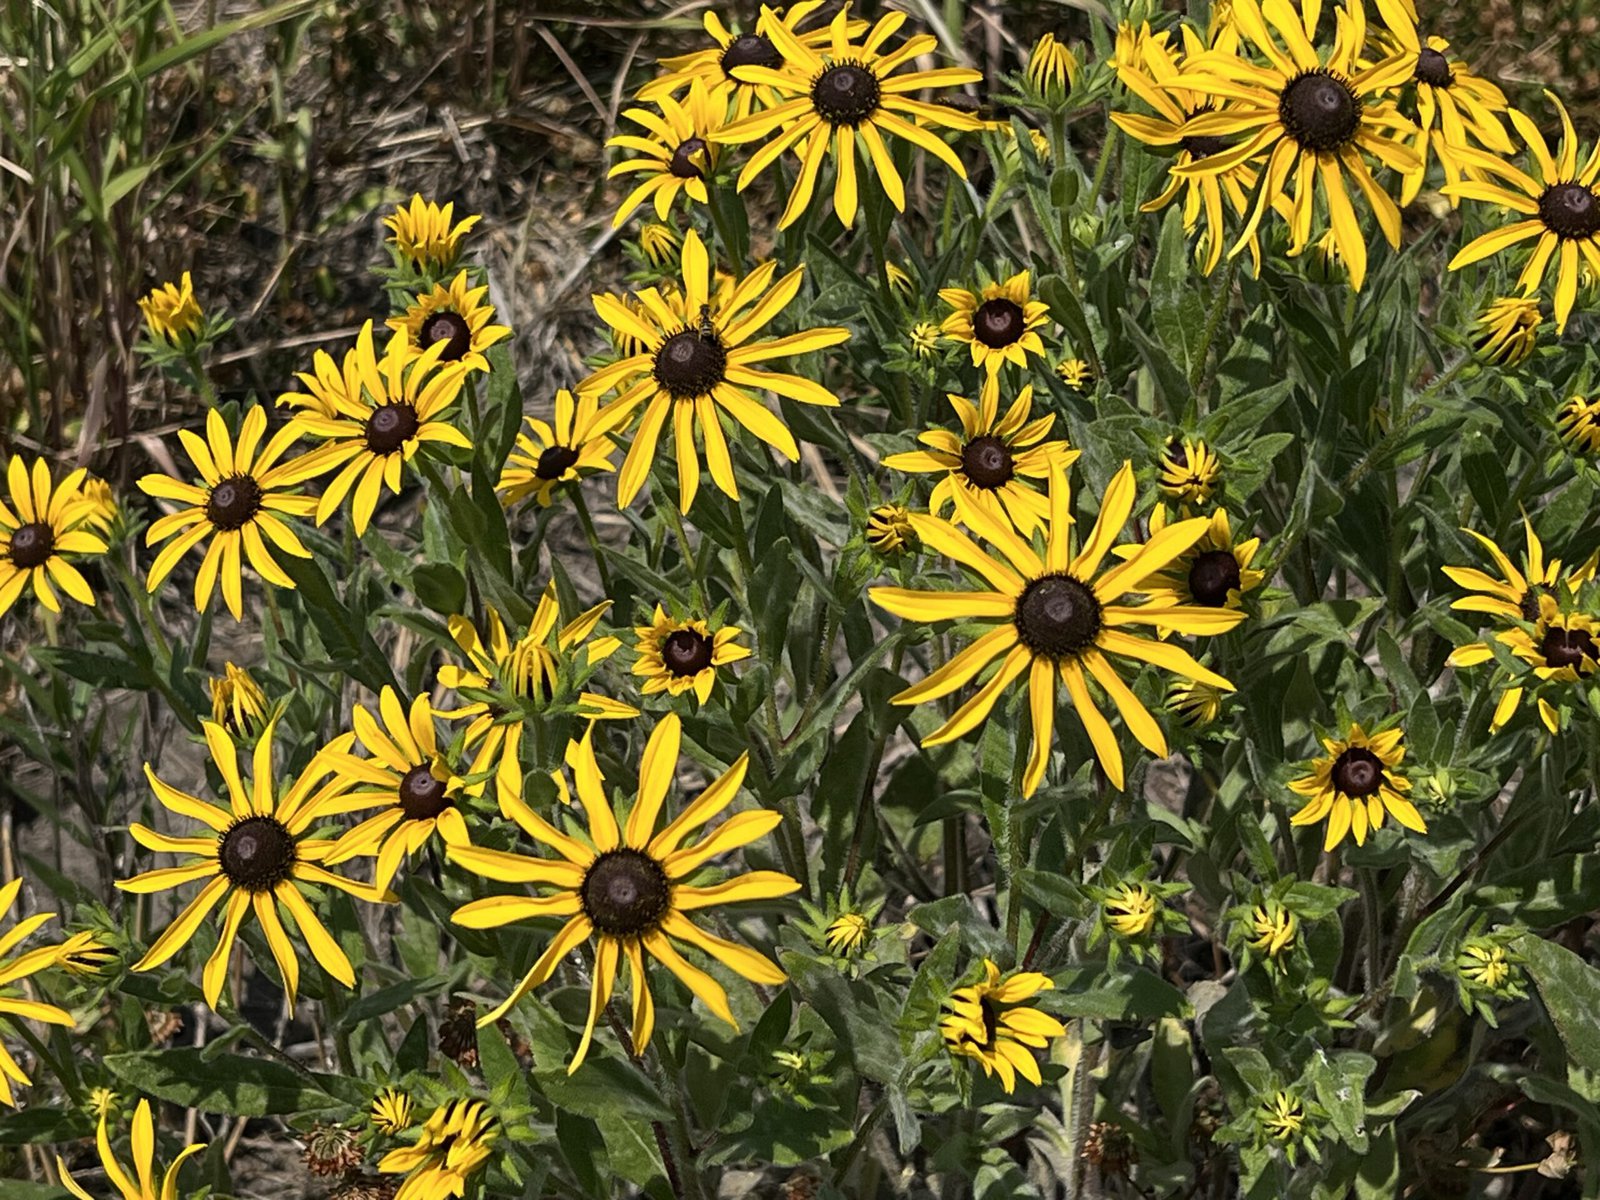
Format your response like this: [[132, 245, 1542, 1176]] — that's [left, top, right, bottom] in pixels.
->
[[436, 586, 638, 815], [52, 931, 116, 976], [378, 1099, 497, 1200], [0, 877, 75, 1106], [637, 222, 680, 268], [881, 385, 1078, 537], [884, 261, 913, 298], [633, 605, 750, 703], [909, 321, 941, 359], [938, 272, 1051, 394], [583, 229, 849, 513], [938, 958, 1064, 1093], [1124, 507, 1265, 612], [1055, 357, 1094, 391], [56, 1098, 206, 1200], [447, 716, 798, 1071], [383, 195, 481, 275], [86, 1086, 117, 1120], [1288, 723, 1424, 851], [117, 717, 386, 1010], [140, 406, 328, 621], [1446, 93, 1600, 331], [1557, 394, 1600, 454], [370, 1087, 414, 1135], [1111, 23, 1271, 275], [824, 912, 872, 956], [712, 6, 983, 229], [495, 390, 619, 508], [210, 662, 269, 739], [1471, 295, 1541, 365], [283, 322, 471, 535], [1370, 0, 1513, 207], [1159, 437, 1221, 507], [1442, 519, 1597, 626], [304, 1123, 363, 1177], [79, 477, 120, 537], [866, 503, 915, 554], [1450, 597, 1599, 734], [1245, 901, 1298, 958], [871, 461, 1245, 795], [137, 272, 204, 344], [1168, 678, 1225, 727], [0, 457, 105, 619], [1027, 32, 1079, 98], [609, 80, 723, 227], [1101, 883, 1159, 937], [636, 3, 858, 122], [319, 688, 472, 893], [1261, 1090, 1307, 1140], [386, 270, 511, 375], [1172, 0, 1420, 291]]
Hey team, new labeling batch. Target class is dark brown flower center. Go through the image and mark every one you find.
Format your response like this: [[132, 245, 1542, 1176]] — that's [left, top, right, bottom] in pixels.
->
[[398, 763, 452, 820], [219, 814, 298, 892], [1519, 585, 1547, 623], [1332, 747, 1384, 798], [580, 848, 671, 936], [652, 328, 727, 399], [961, 435, 1015, 489], [669, 137, 709, 180], [422, 310, 472, 362], [1181, 105, 1227, 160], [534, 444, 580, 480], [973, 298, 1026, 348], [1015, 573, 1102, 659], [1537, 182, 1600, 240], [811, 61, 881, 126], [721, 31, 782, 75], [1279, 69, 1360, 153], [1541, 625, 1597, 671], [366, 402, 420, 454], [1188, 550, 1241, 607], [1414, 46, 1453, 87], [205, 474, 264, 532], [7, 521, 54, 569], [663, 628, 714, 676]]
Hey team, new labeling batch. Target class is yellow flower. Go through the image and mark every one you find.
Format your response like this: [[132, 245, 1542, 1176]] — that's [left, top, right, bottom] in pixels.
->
[[446, 715, 798, 1072], [884, 261, 913, 297], [210, 662, 269, 739], [866, 503, 915, 554], [1171, 0, 1421, 291], [909, 321, 941, 359], [937, 272, 1052, 391], [0, 457, 106, 618], [79, 477, 120, 536], [1167, 678, 1225, 727], [1247, 902, 1297, 956], [638, 223, 680, 267], [52, 931, 116, 976], [138, 272, 204, 344], [1371, 0, 1514, 207], [139, 406, 327, 620], [495, 390, 620, 508], [1123, 507, 1265, 612], [386, 270, 512, 376], [636, 3, 860, 123], [383, 195, 481, 275], [1261, 1090, 1306, 1140], [824, 912, 872, 956], [378, 1098, 497, 1200], [1159, 437, 1221, 507], [1457, 941, 1511, 990], [56, 1099, 207, 1200], [1055, 358, 1094, 391], [87, 1086, 117, 1119], [939, 958, 1065, 1093], [583, 229, 849, 513], [609, 79, 724, 227], [1557, 395, 1600, 454], [370, 1087, 415, 1135], [1450, 597, 1599, 734], [1027, 33, 1079, 96], [0, 877, 76, 1107], [712, 7, 983, 229], [1446, 93, 1600, 332], [1288, 723, 1426, 852], [318, 688, 472, 893], [283, 321, 471, 536], [633, 605, 751, 703], [881, 384, 1079, 537], [1103, 884, 1159, 937], [436, 585, 638, 816], [1470, 296, 1540, 366], [116, 716, 386, 1010], [871, 461, 1245, 795], [1441, 519, 1597, 627]]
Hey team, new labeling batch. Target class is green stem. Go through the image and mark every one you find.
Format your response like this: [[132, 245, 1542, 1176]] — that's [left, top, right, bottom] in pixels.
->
[[573, 491, 614, 596], [666, 503, 707, 611]]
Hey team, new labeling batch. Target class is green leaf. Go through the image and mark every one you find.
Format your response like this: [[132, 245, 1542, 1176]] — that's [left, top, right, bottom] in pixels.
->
[[0, 1107, 91, 1145], [103, 1050, 360, 1117], [1516, 934, 1600, 1073]]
